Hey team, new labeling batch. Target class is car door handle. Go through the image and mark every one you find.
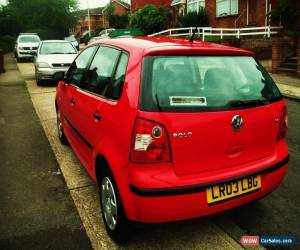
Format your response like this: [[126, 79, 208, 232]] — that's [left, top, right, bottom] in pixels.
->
[[70, 97, 75, 105], [93, 112, 101, 122]]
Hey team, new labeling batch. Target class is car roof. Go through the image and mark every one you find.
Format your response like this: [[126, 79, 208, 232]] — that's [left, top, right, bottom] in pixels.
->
[[42, 40, 70, 43], [91, 37, 254, 56], [18, 33, 39, 36]]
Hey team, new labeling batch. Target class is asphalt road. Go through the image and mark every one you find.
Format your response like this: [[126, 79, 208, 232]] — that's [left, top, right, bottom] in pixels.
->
[[216, 99, 300, 245], [2, 54, 299, 249], [0, 55, 92, 249]]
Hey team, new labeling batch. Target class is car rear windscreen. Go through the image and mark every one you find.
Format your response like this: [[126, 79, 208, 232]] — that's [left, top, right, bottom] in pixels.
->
[[140, 56, 282, 112]]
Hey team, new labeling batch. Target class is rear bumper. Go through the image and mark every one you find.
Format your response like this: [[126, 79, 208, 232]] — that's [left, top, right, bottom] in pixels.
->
[[130, 156, 289, 197], [118, 155, 289, 223]]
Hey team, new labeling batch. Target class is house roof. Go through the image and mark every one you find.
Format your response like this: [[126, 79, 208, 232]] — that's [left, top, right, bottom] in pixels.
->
[[114, 0, 130, 9], [102, 0, 130, 13], [74, 7, 105, 17], [171, 0, 186, 6]]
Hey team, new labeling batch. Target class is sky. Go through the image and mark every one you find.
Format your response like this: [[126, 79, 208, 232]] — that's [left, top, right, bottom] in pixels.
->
[[0, 0, 118, 9]]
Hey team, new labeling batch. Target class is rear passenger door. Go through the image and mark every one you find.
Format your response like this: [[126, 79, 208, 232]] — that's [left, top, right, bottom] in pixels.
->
[[74, 46, 128, 169]]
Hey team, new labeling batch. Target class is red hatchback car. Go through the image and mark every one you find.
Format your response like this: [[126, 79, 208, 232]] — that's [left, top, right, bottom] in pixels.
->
[[55, 37, 289, 242]]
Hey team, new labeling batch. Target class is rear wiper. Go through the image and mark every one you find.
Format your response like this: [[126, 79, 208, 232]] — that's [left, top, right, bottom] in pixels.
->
[[227, 99, 270, 108]]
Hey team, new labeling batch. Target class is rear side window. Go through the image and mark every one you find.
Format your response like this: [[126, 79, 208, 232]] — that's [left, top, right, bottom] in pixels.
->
[[84, 46, 120, 96], [140, 56, 282, 112], [107, 52, 129, 100], [83, 47, 129, 100]]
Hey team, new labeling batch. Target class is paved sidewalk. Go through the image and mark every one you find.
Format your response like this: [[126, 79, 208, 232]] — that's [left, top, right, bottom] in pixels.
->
[[0, 54, 92, 250], [271, 74, 300, 101]]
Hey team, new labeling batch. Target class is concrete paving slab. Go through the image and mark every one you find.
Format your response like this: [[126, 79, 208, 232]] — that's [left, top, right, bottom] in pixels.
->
[[276, 83, 300, 101], [26, 79, 57, 94], [29, 90, 57, 121], [71, 185, 244, 250], [271, 74, 300, 101], [40, 117, 93, 189], [17, 62, 35, 80]]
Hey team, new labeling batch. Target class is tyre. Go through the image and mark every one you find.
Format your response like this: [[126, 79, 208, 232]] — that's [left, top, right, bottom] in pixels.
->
[[35, 69, 42, 86], [16, 56, 21, 63], [56, 110, 68, 145], [99, 168, 131, 243], [36, 77, 42, 86]]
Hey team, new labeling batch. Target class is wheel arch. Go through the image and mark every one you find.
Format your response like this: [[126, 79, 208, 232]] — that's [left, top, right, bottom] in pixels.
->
[[94, 154, 110, 185]]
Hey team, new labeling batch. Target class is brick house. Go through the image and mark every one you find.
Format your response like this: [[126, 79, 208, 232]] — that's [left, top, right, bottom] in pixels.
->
[[205, 0, 279, 28], [73, 7, 105, 36], [102, 0, 131, 27], [131, 0, 172, 13], [132, 0, 280, 28], [73, 1, 130, 36]]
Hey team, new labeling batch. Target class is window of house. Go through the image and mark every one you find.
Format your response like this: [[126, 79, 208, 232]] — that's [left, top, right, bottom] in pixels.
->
[[187, 0, 205, 13], [216, 0, 238, 17]]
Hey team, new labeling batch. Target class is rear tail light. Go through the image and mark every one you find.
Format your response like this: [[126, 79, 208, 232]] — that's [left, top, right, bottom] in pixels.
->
[[131, 118, 171, 163], [277, 106, 288, 140]]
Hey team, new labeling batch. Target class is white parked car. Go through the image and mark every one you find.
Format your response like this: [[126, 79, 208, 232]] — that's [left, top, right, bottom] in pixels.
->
[[14, 33, 41, 62], [34, 40, 77, 85], [64, 35, 79, 51]]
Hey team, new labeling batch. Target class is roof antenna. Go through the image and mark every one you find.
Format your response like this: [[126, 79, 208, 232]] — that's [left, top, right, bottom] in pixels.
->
[[189, 27, 198, 42]]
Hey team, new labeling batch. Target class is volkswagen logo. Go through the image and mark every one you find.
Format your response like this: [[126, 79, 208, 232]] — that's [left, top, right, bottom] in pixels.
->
[[232, 115, 243, 131]]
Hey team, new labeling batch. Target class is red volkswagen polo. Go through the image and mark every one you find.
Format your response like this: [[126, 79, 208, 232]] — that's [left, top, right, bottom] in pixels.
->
[[55, 37, 289, 242]]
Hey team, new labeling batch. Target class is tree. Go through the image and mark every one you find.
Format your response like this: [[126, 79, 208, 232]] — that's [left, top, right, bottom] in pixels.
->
[[177, 9, 209, 28], [104, 2, 128, 28], [129, 5, 171, 35], [1, 0, 78, 39], [270, 0, 298, 34]]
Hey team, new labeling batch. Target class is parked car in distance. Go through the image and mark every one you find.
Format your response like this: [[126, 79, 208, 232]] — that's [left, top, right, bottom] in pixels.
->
[[64, 35, 79, 51], [88, 29, 145, 44], [34, 40, 77, 85], [99, 28, 115, 38], [79, 30, 91, 45], [110, 28, 144, 38], [14, 33, 40, 62], [55, 37, 289, 243]]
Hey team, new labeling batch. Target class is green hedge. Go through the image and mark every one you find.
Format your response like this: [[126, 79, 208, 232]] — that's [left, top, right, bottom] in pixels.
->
[[0, 35, 15, 52]]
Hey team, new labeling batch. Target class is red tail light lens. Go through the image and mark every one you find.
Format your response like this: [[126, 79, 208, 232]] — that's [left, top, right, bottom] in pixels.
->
[[131, 118, 171, 163], [277, 106, 288, 140]]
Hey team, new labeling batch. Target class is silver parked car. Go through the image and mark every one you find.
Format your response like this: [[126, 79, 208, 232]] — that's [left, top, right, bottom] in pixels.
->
[[34, 40, 77, 85]]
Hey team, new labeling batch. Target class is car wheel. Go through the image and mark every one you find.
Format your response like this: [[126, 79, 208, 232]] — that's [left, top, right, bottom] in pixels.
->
[[16, 57, 21, 63], [99, 169, 131, 243], [35, 69, 42, 86], [56, 110, 68, 145]]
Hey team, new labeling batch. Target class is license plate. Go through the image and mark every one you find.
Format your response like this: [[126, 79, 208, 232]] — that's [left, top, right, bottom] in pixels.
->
[[206, 175, 261, 204]]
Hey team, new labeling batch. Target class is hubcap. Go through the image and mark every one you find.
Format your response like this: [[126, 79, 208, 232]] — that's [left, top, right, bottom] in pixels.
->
[[101, 177, 117, 230]]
